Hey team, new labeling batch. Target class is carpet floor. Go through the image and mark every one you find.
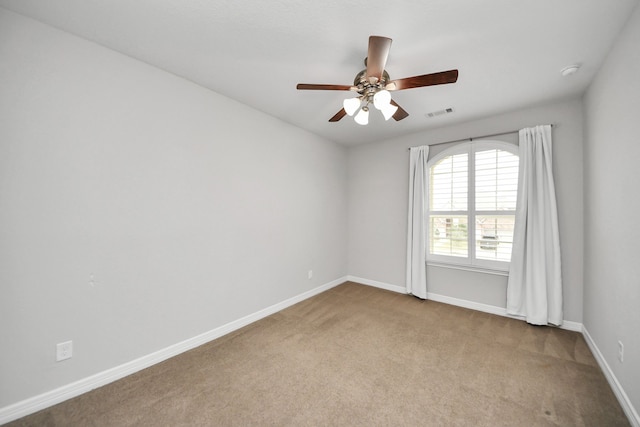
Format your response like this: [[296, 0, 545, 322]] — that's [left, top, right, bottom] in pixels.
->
[[7, 282, 630, 426]]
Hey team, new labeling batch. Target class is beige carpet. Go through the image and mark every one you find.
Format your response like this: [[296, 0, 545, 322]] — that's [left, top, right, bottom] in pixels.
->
[[8, 282, 629, 426]]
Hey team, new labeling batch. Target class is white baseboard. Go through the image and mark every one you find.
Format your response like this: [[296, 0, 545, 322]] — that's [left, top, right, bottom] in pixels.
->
[[346, 275, 406, 294], [0, 276, 348, 425], [582, 327, 640, 427], [347, 275, 582, 332], [555, 319, 583, 332]]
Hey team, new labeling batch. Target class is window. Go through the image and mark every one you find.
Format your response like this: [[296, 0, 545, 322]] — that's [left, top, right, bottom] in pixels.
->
[[426, 141, 519, 271]]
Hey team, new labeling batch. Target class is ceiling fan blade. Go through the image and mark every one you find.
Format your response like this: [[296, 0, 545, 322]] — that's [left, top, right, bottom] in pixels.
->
[[387, 69, 459, 91], [365, 36, 392, 82], [329, 108, 347, 122], [390, 100, 409, 121], [297, 83, 355, 91]]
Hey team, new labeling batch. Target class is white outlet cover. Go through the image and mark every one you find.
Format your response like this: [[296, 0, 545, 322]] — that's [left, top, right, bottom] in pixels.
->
[[56, 341, 73, 362]]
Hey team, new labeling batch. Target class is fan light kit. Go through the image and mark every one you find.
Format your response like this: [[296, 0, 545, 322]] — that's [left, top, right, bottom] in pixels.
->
[[297, 36, 459, 125]]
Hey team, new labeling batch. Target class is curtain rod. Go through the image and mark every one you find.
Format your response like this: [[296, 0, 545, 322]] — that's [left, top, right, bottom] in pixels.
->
[[408, 124, 555, 150]]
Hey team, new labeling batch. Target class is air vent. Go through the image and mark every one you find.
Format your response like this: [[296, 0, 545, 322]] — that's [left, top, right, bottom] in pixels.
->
[[426, 108, 454, 118]]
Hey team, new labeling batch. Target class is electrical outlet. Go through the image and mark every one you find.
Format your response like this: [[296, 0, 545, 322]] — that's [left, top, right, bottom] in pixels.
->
[[308, 270, 313, 279], [56, 341, 73, 362], [618, 341, 624, 363]]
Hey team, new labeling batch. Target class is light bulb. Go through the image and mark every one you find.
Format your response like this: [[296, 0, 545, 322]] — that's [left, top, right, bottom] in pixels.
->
[[380, 103, 399, 121], [343, 97, 361, 116], [354, 107, 369, 125], [373, 90, 392, 110]]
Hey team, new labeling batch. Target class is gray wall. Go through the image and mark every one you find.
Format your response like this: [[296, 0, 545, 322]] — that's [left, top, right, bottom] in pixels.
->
[[583, 3, 640, 414], [347, 98, 584, 323], [0, 9, 348, 407]]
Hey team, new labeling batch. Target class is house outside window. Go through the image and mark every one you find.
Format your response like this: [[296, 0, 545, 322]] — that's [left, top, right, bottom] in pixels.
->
[[426, 141, 519, 272]]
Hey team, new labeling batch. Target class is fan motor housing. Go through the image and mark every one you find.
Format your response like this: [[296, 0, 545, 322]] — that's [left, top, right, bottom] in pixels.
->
[[354, 68, 391, 94]]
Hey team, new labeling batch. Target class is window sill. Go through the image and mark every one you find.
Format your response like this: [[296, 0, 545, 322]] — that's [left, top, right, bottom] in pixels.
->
[[426, 261, 509, 276]]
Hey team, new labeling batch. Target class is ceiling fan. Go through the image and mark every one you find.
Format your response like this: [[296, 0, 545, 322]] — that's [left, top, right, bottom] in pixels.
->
[[296, 36, 458, 125]]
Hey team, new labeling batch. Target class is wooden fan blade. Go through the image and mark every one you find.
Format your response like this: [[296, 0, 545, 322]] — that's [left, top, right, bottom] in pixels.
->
[[387, 69, 458, 91], [329, 108, 347, 122], [365, 36, 392, 82], [390, 100, 409, 121], [297, 83, 355, 91]]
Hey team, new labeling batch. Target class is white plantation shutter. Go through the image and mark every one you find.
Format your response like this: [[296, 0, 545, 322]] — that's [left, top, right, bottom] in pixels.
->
[[426, 141, 518, 270], [429, 151, 469, 258], [474, 148, 518, 263], [431, 152, 468, 211], [475, 149, 519, 211]]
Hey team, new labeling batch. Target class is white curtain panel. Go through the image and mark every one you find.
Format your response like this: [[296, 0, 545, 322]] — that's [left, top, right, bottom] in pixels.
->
[[507, 125, 563, 326], [406, 145, 429, 299]]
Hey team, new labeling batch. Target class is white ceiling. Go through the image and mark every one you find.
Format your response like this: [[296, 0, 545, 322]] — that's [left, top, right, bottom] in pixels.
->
[[1, 0, 638, 146]]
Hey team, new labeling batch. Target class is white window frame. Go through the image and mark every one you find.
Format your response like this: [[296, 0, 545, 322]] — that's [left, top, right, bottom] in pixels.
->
[[425, 140, 518, 273]]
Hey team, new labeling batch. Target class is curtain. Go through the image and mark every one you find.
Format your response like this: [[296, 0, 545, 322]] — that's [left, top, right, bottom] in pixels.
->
[[507, 125, 563, 325], [406, 145, 429, 299]]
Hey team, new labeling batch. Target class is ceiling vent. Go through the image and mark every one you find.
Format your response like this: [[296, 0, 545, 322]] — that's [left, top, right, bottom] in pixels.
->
[[426, 108, 453, 118]]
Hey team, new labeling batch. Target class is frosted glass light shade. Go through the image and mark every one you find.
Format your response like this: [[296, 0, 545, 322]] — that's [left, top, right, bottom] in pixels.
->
[[343, 97, 361, 116], [380, 103, 399, 120], [354, 107, 369, 125], [373, 90, 392, 110]]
